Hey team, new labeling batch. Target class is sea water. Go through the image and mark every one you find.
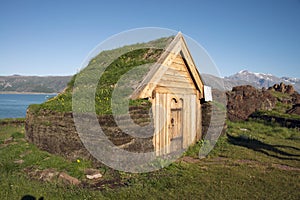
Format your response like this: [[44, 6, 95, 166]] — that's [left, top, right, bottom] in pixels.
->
[[0, 93, 56, 119]]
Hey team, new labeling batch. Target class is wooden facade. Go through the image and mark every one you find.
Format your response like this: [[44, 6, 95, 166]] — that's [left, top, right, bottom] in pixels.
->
[[132, 33, 204, 155]]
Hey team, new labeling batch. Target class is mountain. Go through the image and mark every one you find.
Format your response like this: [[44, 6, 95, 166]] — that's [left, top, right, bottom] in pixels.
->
[[201, 70, 300, 93], [0, 75, 72, 93], [1, 70, 298, 93], [225, 70, 300, 92], [201, 73, 252, 91]]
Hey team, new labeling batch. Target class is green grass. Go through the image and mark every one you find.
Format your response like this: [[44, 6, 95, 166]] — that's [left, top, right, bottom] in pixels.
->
[[270, 90, 293, 100], [28, 36, 173, 115], [1, 119, 299, 199], [105, 162, 299, 199], [211, 120, 300, 167], [254, 110, 300, 120]]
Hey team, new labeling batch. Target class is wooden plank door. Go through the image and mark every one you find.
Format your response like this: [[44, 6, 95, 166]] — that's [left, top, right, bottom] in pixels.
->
[[170, 108, 183, 152]]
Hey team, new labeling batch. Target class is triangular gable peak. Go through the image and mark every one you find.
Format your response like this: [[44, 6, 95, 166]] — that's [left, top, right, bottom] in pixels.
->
[[131, 32, 204, 100]]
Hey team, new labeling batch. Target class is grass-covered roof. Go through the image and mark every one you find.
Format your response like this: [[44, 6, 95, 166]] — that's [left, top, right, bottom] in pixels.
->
[[29, 36, 174, 115]]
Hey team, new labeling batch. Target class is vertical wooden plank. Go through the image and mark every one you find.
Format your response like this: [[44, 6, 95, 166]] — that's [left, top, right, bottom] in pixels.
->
[[159, 93, 163, 155], [191, 94, 196, 144], [186, 94, 190, 146], [155, 92, 160, 155], [182, 94, 185, 148], [152, 97, 156, 154], [164, 93, 168, 154], [196, 99, 202, 141], [159, 93, 166, 155], [166, 93, 170, 154], [162, 93, 165, 155], [180, 97, 184, 150]]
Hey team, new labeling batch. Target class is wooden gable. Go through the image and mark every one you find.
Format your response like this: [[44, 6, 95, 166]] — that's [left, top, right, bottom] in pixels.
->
[[155, 54, 197, 95], [131, 32, 204, 100]]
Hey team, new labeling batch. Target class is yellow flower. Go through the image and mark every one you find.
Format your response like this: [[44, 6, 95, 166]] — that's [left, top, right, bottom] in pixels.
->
[[77, 159, 80, 163]]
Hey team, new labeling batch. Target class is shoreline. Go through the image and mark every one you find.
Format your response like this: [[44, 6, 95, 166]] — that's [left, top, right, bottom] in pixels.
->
[[0, 91, 58, 95]]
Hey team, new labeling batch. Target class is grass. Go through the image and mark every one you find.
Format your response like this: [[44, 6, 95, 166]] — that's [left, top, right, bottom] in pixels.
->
[[105, 162, 299, 199], [28, 36, 173, 115], [0, 119, 299, 199], [212, 120, 300, 167], [0, 122, 109, 199], [270, 90, 293, 100], [254, 110, 300, 120]]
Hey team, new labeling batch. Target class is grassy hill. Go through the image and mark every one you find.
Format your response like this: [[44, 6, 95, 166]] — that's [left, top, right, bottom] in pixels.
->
[[0, 75, 71, 93]]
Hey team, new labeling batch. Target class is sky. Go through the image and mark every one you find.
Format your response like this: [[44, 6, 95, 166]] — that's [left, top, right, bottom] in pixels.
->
[[0, 0, 300, 78]]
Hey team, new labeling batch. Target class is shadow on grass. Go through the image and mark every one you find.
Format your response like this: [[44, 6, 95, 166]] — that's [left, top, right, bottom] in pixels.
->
[[227, 134, 300, 161]]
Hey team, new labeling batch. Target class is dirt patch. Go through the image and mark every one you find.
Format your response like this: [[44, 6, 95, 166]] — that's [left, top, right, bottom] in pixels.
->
[[182, 156, 300, 172], [23, 166, 125, 190], [83, 179, 127, 191], [24, 167, 82, 186], [271, 164, 300, 172], [179, 156, 200, 163], [228, 158, 300, 172], [24, 167, 60, 182]]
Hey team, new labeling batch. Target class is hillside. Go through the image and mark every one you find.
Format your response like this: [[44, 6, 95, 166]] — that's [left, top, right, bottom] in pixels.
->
[[0, 75, 71, 93]]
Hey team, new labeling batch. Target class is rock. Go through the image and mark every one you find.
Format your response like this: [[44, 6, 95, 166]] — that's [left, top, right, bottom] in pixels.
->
[[268, 82, 296, 95], [39, 169, 59, 182], [25, 168, 60, 182], [86, 173, 102, 180], [58, 172, 81, 185], [286, 85, 295, 95], [227, 85, 277, 121], [24, 168, 81, 186], [85, 168, 103, 180], [287, 104, 300, 115], [279, 82, 286, 93], [14, 159, 24, 164], [4, 137, 13, 144], [292, 93, 300, 104]]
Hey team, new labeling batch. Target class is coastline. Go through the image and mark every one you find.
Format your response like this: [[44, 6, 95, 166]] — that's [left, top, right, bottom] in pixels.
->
[[0, 91, 58, 95]]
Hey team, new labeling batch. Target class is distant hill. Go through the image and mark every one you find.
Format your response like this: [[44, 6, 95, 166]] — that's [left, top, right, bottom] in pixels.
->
[[225, 70, 300, 92], [0, 75, 72, 93], [201, 73, 252, 91], [1, 70, 299, 93], [201, 70, 300, 93]]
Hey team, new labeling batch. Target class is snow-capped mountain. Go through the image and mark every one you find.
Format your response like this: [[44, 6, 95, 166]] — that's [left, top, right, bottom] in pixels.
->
[[201, 70, 300, 92], [225, 70, 300, 92], [281, 76, 300, 85]]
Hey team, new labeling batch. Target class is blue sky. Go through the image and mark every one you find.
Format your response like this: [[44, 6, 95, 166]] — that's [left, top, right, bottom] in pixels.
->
[[0, 0, 299, 78]]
